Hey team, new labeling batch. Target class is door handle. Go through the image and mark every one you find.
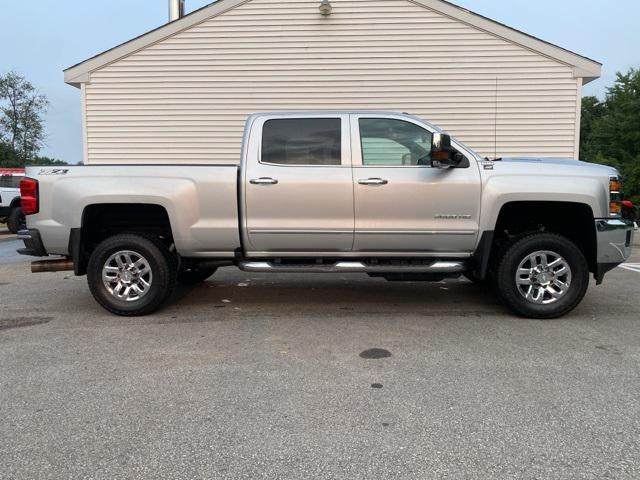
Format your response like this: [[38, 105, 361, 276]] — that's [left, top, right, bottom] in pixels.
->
[[250, 177, 279, 185], [358, 178, 388, 186]]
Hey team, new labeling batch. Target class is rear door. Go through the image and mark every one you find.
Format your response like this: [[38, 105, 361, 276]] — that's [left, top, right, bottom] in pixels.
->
[[350, 114, 481, 254], [243, 114, 354, 254]]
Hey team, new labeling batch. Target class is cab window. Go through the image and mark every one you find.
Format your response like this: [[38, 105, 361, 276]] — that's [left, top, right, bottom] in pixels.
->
[[0, 176, 22, 188], [262, 118, 341, 166], [359, 118, 432, 166]]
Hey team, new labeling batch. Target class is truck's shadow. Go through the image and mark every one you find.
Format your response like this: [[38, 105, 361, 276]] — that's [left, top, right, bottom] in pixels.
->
[[167, 273, 504, 318]]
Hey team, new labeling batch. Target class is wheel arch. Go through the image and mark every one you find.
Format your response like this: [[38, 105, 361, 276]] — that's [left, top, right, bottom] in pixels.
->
[[73, 203, 175, 276], [476, 200, 597, 279], [479, 176, 606, 231]]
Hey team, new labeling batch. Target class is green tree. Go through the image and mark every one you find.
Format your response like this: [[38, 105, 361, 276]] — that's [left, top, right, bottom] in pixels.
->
[[30, 155, 68, 166], [579, 96, 606, 161], [0, 71, 49, 165], [0, 141, 19, 166], [580, 68, 640, 198]]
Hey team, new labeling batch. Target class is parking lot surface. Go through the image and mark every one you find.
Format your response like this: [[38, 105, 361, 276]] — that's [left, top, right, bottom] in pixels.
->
[[0, 231, 24, 264], [1, 231, 640, 479]]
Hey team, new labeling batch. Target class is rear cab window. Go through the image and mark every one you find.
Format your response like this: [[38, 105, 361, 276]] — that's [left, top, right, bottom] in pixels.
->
[[261, 118, 342, 166]]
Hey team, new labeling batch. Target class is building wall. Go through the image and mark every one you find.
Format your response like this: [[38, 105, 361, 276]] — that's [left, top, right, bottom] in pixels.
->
[[83, 0, 582, 164]]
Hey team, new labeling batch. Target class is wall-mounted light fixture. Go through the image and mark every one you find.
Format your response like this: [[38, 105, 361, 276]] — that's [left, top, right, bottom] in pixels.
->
[[319, 0, 332, 16]]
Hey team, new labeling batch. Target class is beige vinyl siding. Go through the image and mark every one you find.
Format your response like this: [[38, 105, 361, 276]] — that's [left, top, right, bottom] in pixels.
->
[[84, 0, 581, 164]]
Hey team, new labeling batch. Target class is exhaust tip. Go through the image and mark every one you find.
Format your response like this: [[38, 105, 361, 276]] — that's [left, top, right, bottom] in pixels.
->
[[31, 259, 75, 273]]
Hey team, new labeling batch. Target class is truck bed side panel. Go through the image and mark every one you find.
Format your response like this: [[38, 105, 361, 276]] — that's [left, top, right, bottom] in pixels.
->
[[25, 165, 240, 257]]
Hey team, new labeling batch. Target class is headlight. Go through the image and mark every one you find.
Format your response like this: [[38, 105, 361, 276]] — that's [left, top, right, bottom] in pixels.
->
[[609, 176, 622, 217]]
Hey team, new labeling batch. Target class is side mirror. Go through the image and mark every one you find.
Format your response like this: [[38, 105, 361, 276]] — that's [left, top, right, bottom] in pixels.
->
[[430, 133, 463, 168]]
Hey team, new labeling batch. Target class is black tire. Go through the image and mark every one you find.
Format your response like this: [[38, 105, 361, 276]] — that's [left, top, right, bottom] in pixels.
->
[[494, 232, 589, 319], [7, 207, 25, 234], [87, 233, 177, 316], [177, 266, 217, 285]]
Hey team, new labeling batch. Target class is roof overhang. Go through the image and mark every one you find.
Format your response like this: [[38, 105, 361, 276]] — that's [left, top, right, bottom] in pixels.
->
[[64, 0, 602, 88], [411, 0, 601, 84], [64, 0, 251, 87]]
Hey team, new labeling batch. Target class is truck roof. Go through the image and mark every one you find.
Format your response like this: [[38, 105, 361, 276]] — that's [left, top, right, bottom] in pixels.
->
[[247, 111, 443, 131], [250, 110, 421, 117]]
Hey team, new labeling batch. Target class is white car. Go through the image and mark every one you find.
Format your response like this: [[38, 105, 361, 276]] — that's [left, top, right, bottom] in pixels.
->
[[0, 169, 25, 233]]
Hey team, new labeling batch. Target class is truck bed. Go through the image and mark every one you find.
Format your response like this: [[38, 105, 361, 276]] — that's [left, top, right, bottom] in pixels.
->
[[25, 164, 241, 258]]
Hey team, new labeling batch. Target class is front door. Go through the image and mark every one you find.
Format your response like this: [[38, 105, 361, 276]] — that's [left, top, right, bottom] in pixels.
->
[[350, 114, 481, 254], [244, 114, 354, 254]]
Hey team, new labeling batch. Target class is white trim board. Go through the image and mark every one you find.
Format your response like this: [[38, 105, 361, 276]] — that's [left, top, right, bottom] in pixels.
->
[[63, 0, 601, 88]]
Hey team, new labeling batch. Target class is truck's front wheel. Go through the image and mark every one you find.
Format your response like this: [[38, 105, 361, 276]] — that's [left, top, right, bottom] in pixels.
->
[[494, 233, 589, 319], [87, 234, 177, 316]]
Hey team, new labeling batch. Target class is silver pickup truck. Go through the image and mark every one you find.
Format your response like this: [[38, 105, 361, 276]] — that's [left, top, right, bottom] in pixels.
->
[[18, 112, 634, 318]]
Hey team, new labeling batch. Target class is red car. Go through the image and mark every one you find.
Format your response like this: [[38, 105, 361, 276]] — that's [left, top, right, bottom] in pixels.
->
[[621, 200, 638, 224]]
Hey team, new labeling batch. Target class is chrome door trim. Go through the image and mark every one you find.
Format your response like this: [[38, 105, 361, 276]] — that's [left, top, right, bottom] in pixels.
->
[[249, 229, 354, 235], [357, 230, 477, 235], [259, 162, 351, 169], [245, 251, 474, 258]]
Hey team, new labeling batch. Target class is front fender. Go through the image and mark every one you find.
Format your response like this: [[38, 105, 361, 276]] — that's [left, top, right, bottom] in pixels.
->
[[479, 176, 606, 232]]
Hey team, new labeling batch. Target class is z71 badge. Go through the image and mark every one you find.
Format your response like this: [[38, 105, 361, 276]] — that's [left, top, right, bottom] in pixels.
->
[[37, 168, 69, 175]]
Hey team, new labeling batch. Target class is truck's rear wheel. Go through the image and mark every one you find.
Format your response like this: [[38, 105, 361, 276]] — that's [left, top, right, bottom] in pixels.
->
[[494, 233, 589, 319], [7, 207, 25, 234], [87, 234, 177, 316]]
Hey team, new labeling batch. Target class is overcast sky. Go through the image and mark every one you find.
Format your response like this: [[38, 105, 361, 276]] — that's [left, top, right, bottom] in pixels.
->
[[1, 0, 638, 164]]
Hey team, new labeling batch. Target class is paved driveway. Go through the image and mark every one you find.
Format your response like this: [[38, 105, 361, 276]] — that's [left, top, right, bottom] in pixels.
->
[[0, 230, 24, 264], [1, 238, 639, 479]]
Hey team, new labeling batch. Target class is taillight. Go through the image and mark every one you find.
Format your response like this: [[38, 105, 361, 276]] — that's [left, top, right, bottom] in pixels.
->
[[20, 177, 39, 215], [609, 176, 622, 217]]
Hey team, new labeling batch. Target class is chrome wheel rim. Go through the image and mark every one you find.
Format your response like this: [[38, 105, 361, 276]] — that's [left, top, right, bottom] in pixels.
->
[[515, 250, 572, 305], [102, 250, 153, 302]]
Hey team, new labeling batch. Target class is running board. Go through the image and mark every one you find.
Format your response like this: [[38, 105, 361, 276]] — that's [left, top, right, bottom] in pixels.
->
[[238, 260, 466, 274]]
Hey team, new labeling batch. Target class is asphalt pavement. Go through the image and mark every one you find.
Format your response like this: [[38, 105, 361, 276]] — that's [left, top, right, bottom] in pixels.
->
[[0, 230, 25, 264], [1, 230, 640, 479]]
